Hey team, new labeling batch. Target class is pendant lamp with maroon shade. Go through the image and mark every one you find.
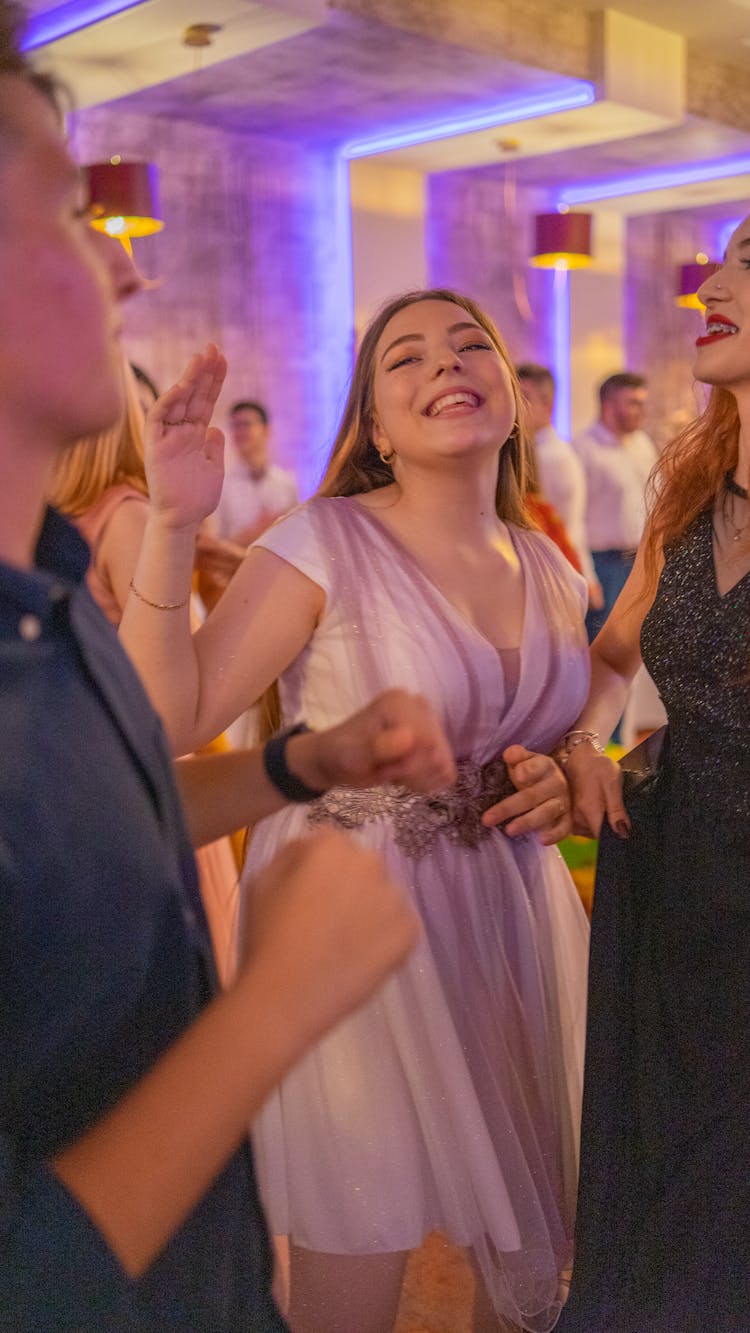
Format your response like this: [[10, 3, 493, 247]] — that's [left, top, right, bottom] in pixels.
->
[[529, 211, 593, 269], [83, 159, 164, 255], [675, 256, 720, 310]]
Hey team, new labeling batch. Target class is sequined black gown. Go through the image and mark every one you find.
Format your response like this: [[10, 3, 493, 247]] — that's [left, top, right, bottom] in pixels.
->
[[559, 510, 750, 1333]]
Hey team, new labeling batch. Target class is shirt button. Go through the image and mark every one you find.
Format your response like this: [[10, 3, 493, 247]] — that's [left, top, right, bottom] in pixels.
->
[[18, 613, 42, 641]]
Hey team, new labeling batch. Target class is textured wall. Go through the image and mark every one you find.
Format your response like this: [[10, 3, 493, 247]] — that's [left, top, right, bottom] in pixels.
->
[[425, 167, 740, 445], [569, 267, 624, 436], [333, 0, 592, 81], [687, 51, 750, 133], [350, 161, 427, 332], [426, 165, 557, 368], [71, 107, 353, 495], [625, 212, 727, 446]]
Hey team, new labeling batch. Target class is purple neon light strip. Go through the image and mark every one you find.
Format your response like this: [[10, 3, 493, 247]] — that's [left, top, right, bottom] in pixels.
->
[[22, 0, 148, 51], [344, 84, 595, 159], [551, 267, 571, 439], [559, 155, 750, 205]]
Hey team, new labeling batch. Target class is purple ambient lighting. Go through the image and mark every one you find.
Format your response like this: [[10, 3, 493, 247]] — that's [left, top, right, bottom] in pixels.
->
[[343, 84, 595, 159], [551, 267, 571, 438], [718, 216, 744, 257], [558, 155, 750, 205], [21, 0, 148, 51]]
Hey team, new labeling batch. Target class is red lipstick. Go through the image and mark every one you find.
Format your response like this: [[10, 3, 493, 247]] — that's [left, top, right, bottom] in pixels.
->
[[696, 314, 739, 347]]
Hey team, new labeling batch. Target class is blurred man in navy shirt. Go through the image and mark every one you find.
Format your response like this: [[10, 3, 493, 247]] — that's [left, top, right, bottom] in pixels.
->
[[0, 7, 429, 1327]]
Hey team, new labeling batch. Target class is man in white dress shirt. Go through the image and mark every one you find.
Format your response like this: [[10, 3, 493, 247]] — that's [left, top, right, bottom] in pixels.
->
[[572, 372, 658, 643], [215, 400, 298, 546], [517, 363, 601, 609]]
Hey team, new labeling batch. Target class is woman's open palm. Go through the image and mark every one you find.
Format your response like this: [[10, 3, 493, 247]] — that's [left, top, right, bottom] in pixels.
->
[[145, 344, 228, 528]]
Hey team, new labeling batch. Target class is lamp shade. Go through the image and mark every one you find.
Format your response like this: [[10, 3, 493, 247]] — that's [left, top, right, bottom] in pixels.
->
[[675, 260, 720, 310], [530, 212, 592, 269], [84, 161, 164, 239]]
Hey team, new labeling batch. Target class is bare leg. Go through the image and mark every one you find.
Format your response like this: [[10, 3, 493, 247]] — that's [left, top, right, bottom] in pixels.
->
[[271, 1235, 290, 1315], [288, 1244, 409, 1333], [469, 1251, 521, 1333]]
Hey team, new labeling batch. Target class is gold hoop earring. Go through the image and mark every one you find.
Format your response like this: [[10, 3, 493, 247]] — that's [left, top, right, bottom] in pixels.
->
[[378, 449, 395, 465]]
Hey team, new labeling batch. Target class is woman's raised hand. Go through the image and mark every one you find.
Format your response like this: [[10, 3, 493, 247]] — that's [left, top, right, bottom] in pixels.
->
[[145, 344, 228, 529]]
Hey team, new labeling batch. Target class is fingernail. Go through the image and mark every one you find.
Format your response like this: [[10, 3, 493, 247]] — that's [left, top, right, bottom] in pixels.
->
[[615, 820, 630, 839]]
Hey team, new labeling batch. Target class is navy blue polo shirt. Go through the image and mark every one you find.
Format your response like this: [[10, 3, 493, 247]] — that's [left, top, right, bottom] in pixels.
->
[[0, 509, 287, 1331]]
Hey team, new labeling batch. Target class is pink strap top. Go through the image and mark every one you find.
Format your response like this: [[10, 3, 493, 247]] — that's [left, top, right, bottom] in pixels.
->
[[74, 484, 147, 626]]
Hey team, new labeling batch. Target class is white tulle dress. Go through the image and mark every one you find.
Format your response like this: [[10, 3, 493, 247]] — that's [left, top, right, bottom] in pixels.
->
[[242, 495, 590, 1332]]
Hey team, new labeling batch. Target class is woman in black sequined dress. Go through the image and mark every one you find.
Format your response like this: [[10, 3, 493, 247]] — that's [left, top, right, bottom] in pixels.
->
[[557, 216, 750, 1332]]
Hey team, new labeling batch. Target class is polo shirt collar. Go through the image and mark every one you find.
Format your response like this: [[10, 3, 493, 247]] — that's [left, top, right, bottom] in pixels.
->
[[0, 507, 89, 628]]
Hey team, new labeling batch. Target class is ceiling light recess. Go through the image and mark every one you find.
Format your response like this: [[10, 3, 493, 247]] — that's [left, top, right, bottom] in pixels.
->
[[558, 154, 750, 206]]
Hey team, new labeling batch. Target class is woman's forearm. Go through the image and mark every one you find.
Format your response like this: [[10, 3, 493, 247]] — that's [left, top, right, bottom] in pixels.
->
[[174, 731, 328, 846], [569, 535, 654, 748], [572, 647, 634, 745], [52, 826, 419, 1281], [119, 513, 202, 754]]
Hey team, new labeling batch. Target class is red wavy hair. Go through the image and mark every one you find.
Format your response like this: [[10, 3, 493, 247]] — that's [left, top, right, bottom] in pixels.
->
[[642, 386, 739, 589]]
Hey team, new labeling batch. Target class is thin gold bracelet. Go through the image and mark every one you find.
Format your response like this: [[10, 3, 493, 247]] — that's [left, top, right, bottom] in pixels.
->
[[129, 579, 190, 611]]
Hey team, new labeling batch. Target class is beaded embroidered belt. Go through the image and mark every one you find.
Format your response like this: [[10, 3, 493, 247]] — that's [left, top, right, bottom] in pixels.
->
[[306, 756, 515, 859]]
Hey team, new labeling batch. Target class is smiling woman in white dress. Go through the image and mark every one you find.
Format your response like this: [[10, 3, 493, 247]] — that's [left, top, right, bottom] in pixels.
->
[[122, 290, 591, 1333]]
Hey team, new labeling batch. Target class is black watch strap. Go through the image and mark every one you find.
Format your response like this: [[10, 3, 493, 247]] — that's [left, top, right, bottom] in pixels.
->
[[263, 723, 326, 803]]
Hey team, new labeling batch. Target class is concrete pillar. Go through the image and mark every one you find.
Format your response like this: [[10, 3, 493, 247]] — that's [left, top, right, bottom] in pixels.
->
[[71, 106, 353, 495]]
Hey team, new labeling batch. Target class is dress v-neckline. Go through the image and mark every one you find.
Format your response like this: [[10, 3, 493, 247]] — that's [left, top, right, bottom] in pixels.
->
[[706, 507, 750, 602], [341, 495, 528, 664]]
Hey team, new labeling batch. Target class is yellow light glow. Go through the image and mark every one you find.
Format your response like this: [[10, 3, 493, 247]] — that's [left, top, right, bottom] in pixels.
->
[[695, 252, 709, 265], [529, 251, 592, 270], [91, 214, 164, 238], [110, 154, 121, 165], [675, 291, 706, 310]]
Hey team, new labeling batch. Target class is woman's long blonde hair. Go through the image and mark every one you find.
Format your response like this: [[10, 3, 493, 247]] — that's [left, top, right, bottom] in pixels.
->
[[642, 386, 739, 588], [48, 359, 148, 515], [318, 288, 532, 525]]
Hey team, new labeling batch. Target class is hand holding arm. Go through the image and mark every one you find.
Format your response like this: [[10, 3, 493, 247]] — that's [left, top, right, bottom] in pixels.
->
[[565, 741, 629, 839], [563, 533, 662, 838], [482, 746, 572, 845]]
